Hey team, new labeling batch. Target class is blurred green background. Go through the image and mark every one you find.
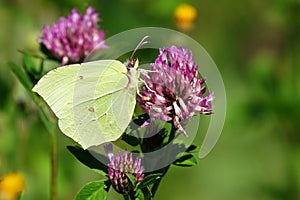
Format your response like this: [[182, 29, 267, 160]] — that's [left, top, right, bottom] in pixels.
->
[[0, 0, 300, 199]]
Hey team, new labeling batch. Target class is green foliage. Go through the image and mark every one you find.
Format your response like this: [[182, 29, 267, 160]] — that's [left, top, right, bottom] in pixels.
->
[[67, 146, 108, 174], [8, 62, 33, 93], [173, 144, 200, 167], [173, 152, 197, 167], [22, 54, 40, 81], [137, 174, 162, 190], [75, 180, 109, 200], [134, 187, 152, 200], [122, 134, 141, 147], [126, 174, 137, 188]]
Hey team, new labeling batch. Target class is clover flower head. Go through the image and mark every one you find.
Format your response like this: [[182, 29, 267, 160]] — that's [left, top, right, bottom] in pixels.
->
[[105, 144, 144, 194], [38, 7, 107, 65], [137, 46, 214, 136]]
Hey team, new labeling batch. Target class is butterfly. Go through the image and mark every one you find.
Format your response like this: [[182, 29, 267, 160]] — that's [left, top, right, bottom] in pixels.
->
[[33, 36, 150, 149]]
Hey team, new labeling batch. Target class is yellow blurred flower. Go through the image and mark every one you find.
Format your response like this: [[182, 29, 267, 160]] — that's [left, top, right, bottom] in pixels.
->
[[174, 3, 197, 32], [0, 173, 25, 200]]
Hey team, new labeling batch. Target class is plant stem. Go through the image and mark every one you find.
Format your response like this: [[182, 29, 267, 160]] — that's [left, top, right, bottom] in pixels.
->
[[50, 131, 57, 200], [38, 108, 57, 200], [150, 165, 170, 198], [151, 124, 177, 197]]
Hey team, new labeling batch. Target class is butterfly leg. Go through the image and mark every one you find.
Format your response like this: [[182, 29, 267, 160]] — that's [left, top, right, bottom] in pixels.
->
[[138, 79, 156, 93]]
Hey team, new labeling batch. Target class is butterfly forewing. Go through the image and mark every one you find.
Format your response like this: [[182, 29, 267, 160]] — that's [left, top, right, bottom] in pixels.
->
[[33, 60, 138, 149], [73, 60, 131, 148]]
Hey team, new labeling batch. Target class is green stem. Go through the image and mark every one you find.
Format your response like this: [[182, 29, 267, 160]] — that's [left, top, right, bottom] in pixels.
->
[[168, 124, 177, 143], [38, 108, 57, 200], [151, 124, 177, 197], [50, 131, 57, 200], [150, 165, 170, 198]]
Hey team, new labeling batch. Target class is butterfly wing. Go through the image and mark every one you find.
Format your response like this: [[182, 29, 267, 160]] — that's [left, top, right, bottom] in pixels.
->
[[33, 60, 138, 149], [32, 63, 80, 138]]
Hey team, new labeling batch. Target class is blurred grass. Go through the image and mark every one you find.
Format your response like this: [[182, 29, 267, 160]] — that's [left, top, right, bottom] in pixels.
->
[[0, 0, 299, 199]]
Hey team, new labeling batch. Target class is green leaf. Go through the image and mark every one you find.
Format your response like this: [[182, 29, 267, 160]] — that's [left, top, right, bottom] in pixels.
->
[[126, 174, 137, 188], [137, 174, 162, 189], [172, 144, 200, 167], [123, 195, 131, 200], [134, 190, 144, 200], [92, 169, 108, 176], [141, 187, 152, 200], [21, 53, 46, 83], [67, 146, 108, 174], [39, 59, 44, 75], [40, 43, 57, 61], [173, 152, 197, 167], [122, 134, 140, 146], [134, 187, 152, 200], [132, 113, 149, 127], [75, 180, 109, 200], [23, 54, 39, 74], [186, 144, 200, 154], [8, 61, 33, 91]]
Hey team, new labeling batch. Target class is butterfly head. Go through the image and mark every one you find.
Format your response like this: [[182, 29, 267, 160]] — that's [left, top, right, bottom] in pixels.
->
[[125, 57, 139, 69], [125, 36, 150, 70]]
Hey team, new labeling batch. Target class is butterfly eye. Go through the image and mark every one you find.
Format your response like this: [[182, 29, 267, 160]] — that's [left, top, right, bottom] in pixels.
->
[[129, 58, 137, 68]]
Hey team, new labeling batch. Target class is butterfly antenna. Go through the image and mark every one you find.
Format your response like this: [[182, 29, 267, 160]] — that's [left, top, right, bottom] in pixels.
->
[[130, 35, 151, 59]]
